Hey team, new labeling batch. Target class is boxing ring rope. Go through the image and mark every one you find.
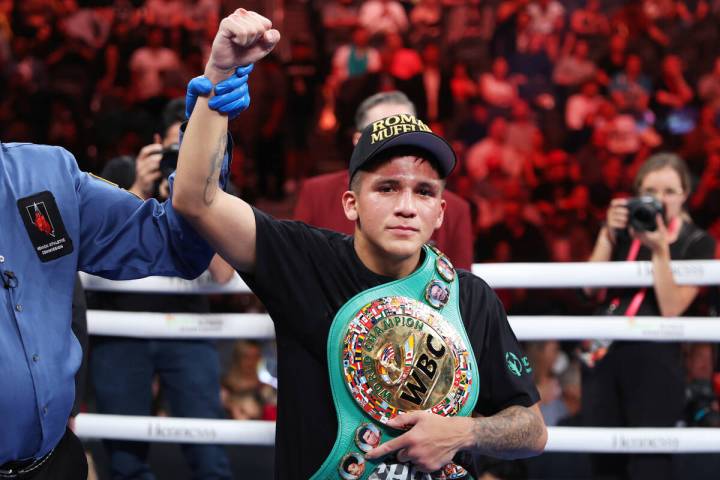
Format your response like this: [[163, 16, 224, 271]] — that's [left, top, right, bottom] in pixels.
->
[[72, 414, 720, 453], [79, 259, 720, 293], [77, 260, 720, 453], [86, 311, 720, 342]]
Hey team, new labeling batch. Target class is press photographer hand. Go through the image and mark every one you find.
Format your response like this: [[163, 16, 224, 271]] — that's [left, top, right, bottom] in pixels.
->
[[129, 136, 163, 200], [204, 9, 280, 83], [634, 213, 669, 255], [604, 198, 629, 244]]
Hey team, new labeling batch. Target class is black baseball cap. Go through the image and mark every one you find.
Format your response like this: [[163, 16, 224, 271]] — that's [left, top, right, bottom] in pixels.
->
[[349, 114, 456, 181]]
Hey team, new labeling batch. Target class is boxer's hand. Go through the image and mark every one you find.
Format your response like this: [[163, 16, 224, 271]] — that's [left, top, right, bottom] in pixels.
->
[[205, 9, 280, 83], [365, 411, 473, 472], [186, 65, 254, 119]]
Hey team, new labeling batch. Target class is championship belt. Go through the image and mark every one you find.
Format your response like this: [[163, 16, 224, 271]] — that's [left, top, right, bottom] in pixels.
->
[[311, 245, 480, 480]]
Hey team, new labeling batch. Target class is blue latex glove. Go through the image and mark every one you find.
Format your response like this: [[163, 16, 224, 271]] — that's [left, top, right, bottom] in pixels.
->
[[185, 64, 254, 119]]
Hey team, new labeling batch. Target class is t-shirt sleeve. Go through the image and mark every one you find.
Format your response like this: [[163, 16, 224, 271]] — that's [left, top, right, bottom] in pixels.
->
[[238, 208, 342, 332], [463, 276, 540, 416]]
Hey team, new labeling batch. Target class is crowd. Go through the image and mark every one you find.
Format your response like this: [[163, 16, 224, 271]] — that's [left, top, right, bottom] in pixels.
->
[[2, 0, 720, 478]]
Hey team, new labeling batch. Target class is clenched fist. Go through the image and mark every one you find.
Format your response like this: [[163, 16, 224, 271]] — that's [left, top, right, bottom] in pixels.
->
[[205, 9, 280, 83]]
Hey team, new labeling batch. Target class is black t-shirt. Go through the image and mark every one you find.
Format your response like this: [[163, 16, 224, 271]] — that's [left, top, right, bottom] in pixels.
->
[[606, 221, 715, 317], [239, 209, 540, 479]]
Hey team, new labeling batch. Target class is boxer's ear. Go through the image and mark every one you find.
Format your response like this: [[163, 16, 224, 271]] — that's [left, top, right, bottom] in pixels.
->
[[342, 190, 358, 222]]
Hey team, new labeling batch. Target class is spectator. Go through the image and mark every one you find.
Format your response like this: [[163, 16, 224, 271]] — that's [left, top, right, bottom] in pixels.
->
[[479, 56, 519, 111], [450, 61, 478, 110], [689, 152, 720, 228], [609, 54, 653, 114], [526, 0, 565, 37], [221, 340, 277, 421], [409, 0, 443, 46], [321, 0, 359, 56], [565, 81, 602, 152], [509, 34, 555, 107], [466, 116, 524, 182], [358, 0, 408, 37], [698, 57, 720, 108], [490, 0, 530, 58], [566, 81, 602, 132], [383, 32, 423, 82], [552, 39, 598, 90], [526, 0, 564, 57], [143, 0, 186, 30], [653, 54, 694, 137], [418, 42, 453, 127], [285, 39, 321, 191], [597, 33, 629, 81], [506, 98, 538, 156], [569, 0, 610, 40], [328, 27, 381, 87], [128, 26, 181, 103]]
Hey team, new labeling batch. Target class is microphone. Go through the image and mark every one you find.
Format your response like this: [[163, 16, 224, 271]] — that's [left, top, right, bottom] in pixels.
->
[[2, 270, 18, 289]]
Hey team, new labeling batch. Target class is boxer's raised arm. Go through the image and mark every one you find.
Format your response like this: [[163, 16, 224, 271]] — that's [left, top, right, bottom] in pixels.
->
[[173, 9, 279, 273]]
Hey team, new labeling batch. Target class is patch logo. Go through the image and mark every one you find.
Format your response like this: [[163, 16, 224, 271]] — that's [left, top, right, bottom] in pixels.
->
[[26, 201, 55, 237], [505, 352, 523, 377], [505, 352, 532, 377], [17, 191, 74, 262]]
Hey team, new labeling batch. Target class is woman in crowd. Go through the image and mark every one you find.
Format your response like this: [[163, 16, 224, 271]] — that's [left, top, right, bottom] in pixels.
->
[[582, 153, 715, 479]]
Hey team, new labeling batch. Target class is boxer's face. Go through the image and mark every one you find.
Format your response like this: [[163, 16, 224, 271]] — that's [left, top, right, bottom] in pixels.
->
[[345, 156, 445, 270]]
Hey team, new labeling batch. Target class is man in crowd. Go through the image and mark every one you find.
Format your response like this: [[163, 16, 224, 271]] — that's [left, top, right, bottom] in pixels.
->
[[88, 98, 235, 480]]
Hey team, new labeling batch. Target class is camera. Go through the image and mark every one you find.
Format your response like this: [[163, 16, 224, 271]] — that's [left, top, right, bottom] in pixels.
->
[[626, 196, 665, 232], [159, 143, 179, 179], [152, 143, 179, 199]]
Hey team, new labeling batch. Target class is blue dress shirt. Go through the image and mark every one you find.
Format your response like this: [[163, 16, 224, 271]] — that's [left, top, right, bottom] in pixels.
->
[[0, 141, 228, 463]]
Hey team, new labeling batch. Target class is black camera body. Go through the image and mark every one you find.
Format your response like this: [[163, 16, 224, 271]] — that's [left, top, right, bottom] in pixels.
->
[[152, 143, 180, 199], [626, 196, 665, 232], [160, 143, 180, 178]]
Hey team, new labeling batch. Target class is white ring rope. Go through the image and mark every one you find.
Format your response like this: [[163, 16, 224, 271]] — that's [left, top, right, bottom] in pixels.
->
[[74, 414, 275, 445], [87, 311, 720, 342], [79, 261, 720, 453], [79, 259, 720, 293], [72, 414, 720, 453]]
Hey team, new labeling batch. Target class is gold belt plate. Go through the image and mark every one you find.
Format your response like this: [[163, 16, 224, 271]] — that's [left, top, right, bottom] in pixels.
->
[[342, 296, 473, 424]]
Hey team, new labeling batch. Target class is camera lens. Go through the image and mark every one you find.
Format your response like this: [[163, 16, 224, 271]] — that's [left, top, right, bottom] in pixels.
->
[[627, 196, 665, 232]]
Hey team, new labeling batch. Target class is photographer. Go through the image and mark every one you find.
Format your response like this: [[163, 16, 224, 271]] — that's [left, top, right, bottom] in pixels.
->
[[582, 153, 715, 480], [88, 98, 235, 480]]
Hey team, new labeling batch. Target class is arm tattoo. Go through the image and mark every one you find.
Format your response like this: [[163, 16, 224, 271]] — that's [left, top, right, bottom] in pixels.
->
[[471, 405, 545, 459], [203, 133, 227, 206]]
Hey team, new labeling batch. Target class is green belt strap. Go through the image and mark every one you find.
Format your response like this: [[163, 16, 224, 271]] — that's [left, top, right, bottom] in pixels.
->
[[311, 245, 480, 480]]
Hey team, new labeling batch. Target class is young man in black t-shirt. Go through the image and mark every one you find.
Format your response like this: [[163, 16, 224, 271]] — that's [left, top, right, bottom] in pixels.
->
[[173, 9, 546, 479]]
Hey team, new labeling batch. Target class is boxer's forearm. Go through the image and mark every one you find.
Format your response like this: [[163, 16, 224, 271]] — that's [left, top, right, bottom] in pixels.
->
[[174, 93, 229, 215], [467, 404, 547, 459]]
